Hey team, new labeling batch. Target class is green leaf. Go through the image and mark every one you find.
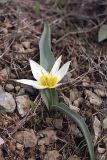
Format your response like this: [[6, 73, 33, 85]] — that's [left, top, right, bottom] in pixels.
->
[[39, 23, 58, 108], [0, 0, 8, 3], [41, 89, 51, 109], [98, 24, 107, 42], [49, 89, 58, 107], [34, 1, 40, 16], [53, 103, 95, 160], [39, 22, 55, 71], [41, 89, 58, 110]]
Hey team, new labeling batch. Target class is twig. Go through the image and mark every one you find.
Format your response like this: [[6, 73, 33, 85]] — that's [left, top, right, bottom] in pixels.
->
[[55, 19, 106, 44]]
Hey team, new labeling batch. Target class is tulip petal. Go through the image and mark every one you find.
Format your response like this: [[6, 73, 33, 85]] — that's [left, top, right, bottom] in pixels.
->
[[29, 59, 48, 80], [16, 79, 47, 89], [51, 55, 62, 74], [55, 61, 71, 82]]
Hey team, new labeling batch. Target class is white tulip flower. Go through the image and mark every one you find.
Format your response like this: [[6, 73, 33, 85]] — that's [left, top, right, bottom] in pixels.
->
[[16, 56, 70, 89]]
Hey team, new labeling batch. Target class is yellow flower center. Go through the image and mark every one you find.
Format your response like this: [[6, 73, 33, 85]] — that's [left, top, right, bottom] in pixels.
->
[[39, 72, 58, 88]]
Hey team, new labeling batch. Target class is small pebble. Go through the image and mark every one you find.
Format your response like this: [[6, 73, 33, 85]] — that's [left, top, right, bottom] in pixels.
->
[[5, 84, 14, 91]]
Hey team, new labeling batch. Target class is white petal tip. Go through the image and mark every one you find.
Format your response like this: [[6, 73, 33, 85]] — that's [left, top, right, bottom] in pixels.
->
[[15, 79, 26, 84], [53, 83, 62, 88], [57, 55, 62, 62], [29, 59, 34, 64], [66, 61, 71, 69], [68, 61, 71, 64], [55, 60, 71, 82], [59, 55, 62, 59]]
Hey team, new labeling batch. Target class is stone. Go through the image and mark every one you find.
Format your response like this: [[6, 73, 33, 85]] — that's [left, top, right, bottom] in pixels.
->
[[0, 87, 16, 113], [0, 85, 4, 93], [38, 129, 57, 146], [98, 144, 105, 154], [16, 95, 30, 117], [85, 90, 102, 106], [68, 155, 80, 160], [16, 143, 23, 150], [13, 44, 25, 53], [15, 86, 21, 92], [5, 83, 14, 91], [44, 150, 60, 160], [82, 76, 90, 87], [0, 67, 9, 81], [14, 129, 38, 148], [94, 84, 107, 97], [103, 118, 107, 129], [103, 136, 107, 149], [17, 88, 25, 95], [70, 87, 80, 102], [73, 97, 83, 107], [22, 41, 30, 49]]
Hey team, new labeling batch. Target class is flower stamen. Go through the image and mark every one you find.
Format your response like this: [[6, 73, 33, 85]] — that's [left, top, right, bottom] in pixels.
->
[[39, 72, 58, 88]]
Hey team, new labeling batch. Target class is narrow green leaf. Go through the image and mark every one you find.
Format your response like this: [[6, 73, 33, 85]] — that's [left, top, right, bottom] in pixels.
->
[[53, 103, 95, 160], [39, 23, 58, 108], [49, 89, 58, 106], [98, 24, 107, 42], [41, 89, 51, 109], [34, 1, 40, 16], [41, 89, 58, 109], [39, 22, 55, 71]]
